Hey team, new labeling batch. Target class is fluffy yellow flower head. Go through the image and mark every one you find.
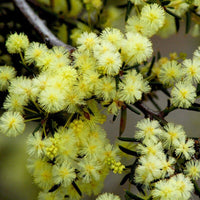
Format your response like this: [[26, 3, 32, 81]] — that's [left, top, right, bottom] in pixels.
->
[[6, 32, 29, 54], [170, 81, 196, 108], [96, 193, 121, 200], [0, 111, 25, 137], [0, 65, 16, 91], [140, 4, 165, 34], [121, 32, 153, 65]]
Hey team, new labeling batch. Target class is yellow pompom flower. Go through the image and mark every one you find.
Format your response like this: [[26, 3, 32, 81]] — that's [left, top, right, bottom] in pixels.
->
[[38, 190, 64, 200], [171, 173, 194, 200], [170, 81, 196, 108], [121, 32, 153, 65], [73, 50, 96, 73], [78, 157, 102, 183], [135, 118, 162, 143], [26, 157, 48, 174], [159, 60, 182, 86], [97, 51, 122, 75], [135, 155, 162, 185], [79, 137, 104, 158], [95, 76, 116, 102], [118, 80, 143, 104], [24, 42, 48, 65], [161, 123, 186, 148], [64, 86, 85, 113], [126, 16, 149, 37], [0, 65, 16, 91], [152, 179, 177, 199], [33, 162, 54, 190], [140, 4, 165, 33], [96, 193, 121, 200], [182, 58, 200, 83], [53, 161, 76, 187], [36, 50, 54, 70], [93, 41, 117, 58], [8, 76, 34, 101], [160, 155, 176, 177], [6, 32, 29, 54], [136, 141, 163, 157], [26, 131, 46, 158], [3, 94, 27, 113], [174, 137, 195, 160], [100, 28, 123, 50], [55, 127, 78, 162], [38, 87, 66, 113], [184, 160, 200, 180], [0, 111, 25, 137], [77, 32, 99, 51]]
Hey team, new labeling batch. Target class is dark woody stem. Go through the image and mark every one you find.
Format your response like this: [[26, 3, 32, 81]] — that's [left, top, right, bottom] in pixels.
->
[[12, 0, 75, 52], [133, 101, 175, 126]]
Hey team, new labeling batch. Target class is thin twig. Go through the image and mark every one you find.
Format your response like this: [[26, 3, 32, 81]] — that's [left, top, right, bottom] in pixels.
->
[[12, 0, 75, 52], [134, 101, 168, 125]]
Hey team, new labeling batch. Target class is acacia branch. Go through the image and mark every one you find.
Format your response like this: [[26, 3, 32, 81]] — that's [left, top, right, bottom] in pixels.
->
[[12, 0, 75, 52], [134, 101, 168, 125]]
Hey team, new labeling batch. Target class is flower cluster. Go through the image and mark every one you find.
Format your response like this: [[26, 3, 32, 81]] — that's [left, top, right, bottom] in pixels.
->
[[147, 48, 200, 109], [35, 0, 200, 41], [1, 31, 146, 199], [123, 118, 200, 200]]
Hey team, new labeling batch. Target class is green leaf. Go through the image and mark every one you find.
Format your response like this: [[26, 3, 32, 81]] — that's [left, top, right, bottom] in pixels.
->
[[157, 51, 161, 60], [125, 104, 141, 115], [118, 137, 139, 142], [197, 84, 200, 95], [125, 1, 133, 22], [120, 173, 131, 185], [145, 0, 157, 3], [147, 56, 156, 76], [185, 11, 191, 34], [161, 0, 171, 6], [129, 159, 139, 184], [115, 74, 120, 90], [49, 184, 61, 192], [19, 61, 35, 75], [123, 64, 140, 71], [113, 115, 117, 122], [165, 8, 182, 19], [119, 106, 127, 136], [160, 86, 170, 97], [66, 0, 71, 11], [48, 119, 56, 136], [87, 106, 94, 116], [148, 94, 161, 111], [175, 17, 180, 32], [72, 181, 82, 196], [119, 145, 138, 156], [126, 191, 144, 200], [32, 123, 41, 136]]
